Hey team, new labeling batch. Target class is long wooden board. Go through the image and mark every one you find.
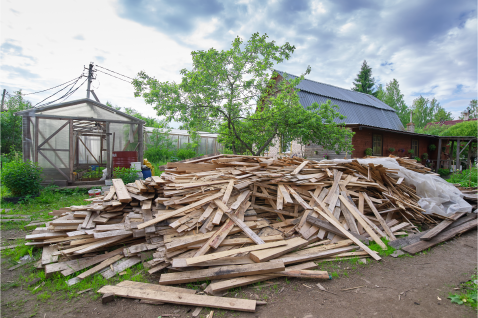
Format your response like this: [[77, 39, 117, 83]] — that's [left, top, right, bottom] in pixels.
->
[[249, 237, 308, 262], [97, 285, 256, 312], [159, 262, 285, 285], [420, 212, 465, 241], [186, 241, 288, 265], [112, 179, 132, 203]]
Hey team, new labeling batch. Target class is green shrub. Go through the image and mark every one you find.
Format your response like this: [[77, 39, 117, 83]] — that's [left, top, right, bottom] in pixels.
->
[[428, 144, 436, 151], [113, 167, 139, 184], [388, 147, 395, 153], [1, 159, 43, 197], [364, 148, 372, 156], [447, 168, 478, 187], [438, 168, 451, 177], [408, 149, 414, 155], [145, 146, 174, 163], [414, 157, 421, 162]]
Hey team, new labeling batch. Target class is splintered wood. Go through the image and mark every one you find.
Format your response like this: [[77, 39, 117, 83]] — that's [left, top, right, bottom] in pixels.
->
[[25, 154, 475, 312]]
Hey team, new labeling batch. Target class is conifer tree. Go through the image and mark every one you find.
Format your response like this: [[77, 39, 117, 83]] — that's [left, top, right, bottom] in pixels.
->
[[352, 60, 377, 96]]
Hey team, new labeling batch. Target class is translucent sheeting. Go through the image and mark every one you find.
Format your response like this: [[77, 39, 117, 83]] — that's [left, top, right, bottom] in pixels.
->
[[37, 102, 128, 121], [322, 157, 473, 216]]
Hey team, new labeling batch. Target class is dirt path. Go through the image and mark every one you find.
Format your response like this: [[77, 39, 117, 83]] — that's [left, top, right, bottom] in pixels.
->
[[1, 230, 476, 318]]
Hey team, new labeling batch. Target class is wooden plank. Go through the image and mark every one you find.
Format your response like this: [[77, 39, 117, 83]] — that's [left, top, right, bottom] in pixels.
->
[[206, 261, 317, 293], [305, 215, 367, 242], [314, 207, 382, 261], [420, 212, 465, 241], [77, 254, 124, 279], [61, 245, 126, 276], [338, 196, 387, 250], [276, 185, 284, 210], [97, 285, 256, 312], [213, 199, 232, 213], [186, 241, 288, 265], [230, 190, 251, 210], [249, 237, 308, 262], [275, 270, 330, 279], [286, 186, 312, 210], [212, 208, 223, 225], [278, 184, 293, 204], [137, 192, 223, 229], [159, 262, 285, 285], [112, 179, 132, 203], [172, 256, 255, 268], [362, 192, 396, 241], [224, 212, 265, 245], [74, 235, 130, 254], [103, 186, 116, 201], [93, 230, 133, 239], [117, 280, 196, 294], [41, 245, 59, 265], [222, 180, 235, 204], [101, 257, 141, 279], [291, 161, 309, 175]]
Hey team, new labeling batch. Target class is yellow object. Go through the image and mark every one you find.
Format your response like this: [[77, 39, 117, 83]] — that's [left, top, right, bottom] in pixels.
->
[[143, 158, 155, 176]]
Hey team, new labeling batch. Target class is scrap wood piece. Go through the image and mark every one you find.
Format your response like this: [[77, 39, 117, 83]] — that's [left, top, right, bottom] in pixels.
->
[[101, 257, 142, 279], [41, 245, 59, 265], [338, 196, 387, 250], [278, 184, 293, 204], [74, 234, 131, 255], [224, 212, 265, 245], [291, 161, 309, 175], [159, 262, 285, 285], [270, 245, 357, 265], [286, 186, 312, 210], [77, 254, 124, 279], [314, 208, 382, 261], [97, 285, 256, 312], [103, 186, 116, 201], [362, 192, 396, 241], [420, 212, 466, 241], [186, 241, 288, 265], [222, 180, 235, 204], [402, 218, 477, 254], [206, 261, 318, 294], [172, 256, 255, 268], [249, 237, 308, 262], [112, 179, 132, 203], [137, 192, 224, 229], [230, 190, 251, 210], [275, 270, 330, 279], [305, 215, 367, 242], [117, 280, 196, 294]]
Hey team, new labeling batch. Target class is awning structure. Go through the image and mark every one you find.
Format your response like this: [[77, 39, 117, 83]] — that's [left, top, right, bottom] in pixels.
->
[[436, 136, 477, 172]]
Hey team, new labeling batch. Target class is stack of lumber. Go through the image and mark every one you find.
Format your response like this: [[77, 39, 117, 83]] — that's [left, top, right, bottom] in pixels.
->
[[364, 155, 438, 175], [24, 154, 477, 312]]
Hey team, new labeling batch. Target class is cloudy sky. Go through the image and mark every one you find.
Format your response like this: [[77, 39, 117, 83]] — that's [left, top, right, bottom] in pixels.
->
[[1, 0, 476, 123]]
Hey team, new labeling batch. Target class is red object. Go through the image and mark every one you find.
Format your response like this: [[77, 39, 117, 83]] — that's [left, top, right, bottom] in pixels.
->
[[112, 151, 138, 169]]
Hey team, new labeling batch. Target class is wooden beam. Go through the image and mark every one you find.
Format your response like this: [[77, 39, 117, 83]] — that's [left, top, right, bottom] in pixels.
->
[[362, 192, 396, 241], [249, 237, 308, 262], [112, 179, 132, 203]]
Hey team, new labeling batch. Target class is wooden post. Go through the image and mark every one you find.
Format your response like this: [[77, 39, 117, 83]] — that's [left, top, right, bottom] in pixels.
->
[[34, 117, 39, 163], [69, 120, 74, 182], [22, 116, 31, 162], [436, 138, 442, 172], [106, 122, 111, 179], [138, 123, 144, 165], [456, 139, 460, 172]]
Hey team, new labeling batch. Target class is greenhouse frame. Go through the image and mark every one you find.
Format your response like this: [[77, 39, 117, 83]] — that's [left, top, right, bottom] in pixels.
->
[[15, 98, 145, 184]]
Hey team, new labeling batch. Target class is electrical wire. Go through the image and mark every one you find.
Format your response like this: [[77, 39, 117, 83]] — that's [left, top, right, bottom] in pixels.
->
[[96, 69, 132, 83], [21, 77, 81, 95], [34, 75, 83, 107], [96, 65, 134, 80], [39, 77, 88, 107]]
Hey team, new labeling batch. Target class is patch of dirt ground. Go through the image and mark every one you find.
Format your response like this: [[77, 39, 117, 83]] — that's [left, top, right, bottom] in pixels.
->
[[1, 229, 477, 318]]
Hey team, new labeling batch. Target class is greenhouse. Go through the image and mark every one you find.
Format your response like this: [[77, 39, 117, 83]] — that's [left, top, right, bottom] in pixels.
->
[[15, 98, 145, 184], [144, 127, 223, 156]]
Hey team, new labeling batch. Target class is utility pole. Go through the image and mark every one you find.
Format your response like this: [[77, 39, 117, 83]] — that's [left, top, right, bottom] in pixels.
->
[[1, 89, 6, 112], [86, 62, 94, 99]]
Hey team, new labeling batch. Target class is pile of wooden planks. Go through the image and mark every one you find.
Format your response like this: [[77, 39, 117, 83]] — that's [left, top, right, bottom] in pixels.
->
[[24, 154, 476, 312]]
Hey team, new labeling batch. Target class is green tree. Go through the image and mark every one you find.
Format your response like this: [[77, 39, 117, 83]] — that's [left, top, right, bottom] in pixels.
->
[[351, 60, 377, 96], [377, 79, 410, 126], [411, 96, 452, 129], [133, 33, 354, 156], [1, 91, 32, 154], [459, 99, 477, 119]]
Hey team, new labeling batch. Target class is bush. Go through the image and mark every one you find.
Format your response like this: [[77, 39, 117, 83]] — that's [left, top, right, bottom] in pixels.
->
[[388, 147, 395, 153], [177, 148, 198, 160], [408, 149, 414, 155], [414, 157, 421, 162], [144, 146, 174, 163], [428, 144, 436, 151], [113, 167, 139, 184], [447, 168, 478, 187], [438, 168, 451, 177], [364, 148, 373, 156], [1, 159, 43, 197]]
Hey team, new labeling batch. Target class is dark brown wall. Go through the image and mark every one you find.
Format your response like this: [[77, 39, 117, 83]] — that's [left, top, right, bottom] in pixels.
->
[[351, 127, 438, 160]]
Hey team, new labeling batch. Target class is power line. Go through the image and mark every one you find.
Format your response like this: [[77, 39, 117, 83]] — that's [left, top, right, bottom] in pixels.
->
[[21, 77, 80, 95], [96, 65, 134, 80], [34, 75, 83, 107], [96, 69, 132, 83], [39, 77, 88, 107]]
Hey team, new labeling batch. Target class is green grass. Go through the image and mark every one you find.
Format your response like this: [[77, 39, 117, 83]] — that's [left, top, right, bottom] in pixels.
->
[[0, 186, 91, 231], [368, 237, 396, 256], [448, 272, 477, 310]]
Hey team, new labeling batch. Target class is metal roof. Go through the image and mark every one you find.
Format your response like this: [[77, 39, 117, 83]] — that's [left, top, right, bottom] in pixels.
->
[[275, 70, 404, 131]]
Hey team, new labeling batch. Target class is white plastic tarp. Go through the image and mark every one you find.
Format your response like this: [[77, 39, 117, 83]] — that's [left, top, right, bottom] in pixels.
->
[[321, 157, 473, 216]]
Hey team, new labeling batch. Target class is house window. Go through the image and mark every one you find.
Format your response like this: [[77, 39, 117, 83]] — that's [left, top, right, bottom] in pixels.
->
[[372, 134, 382, 156], [412, 139, 419, 156]]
